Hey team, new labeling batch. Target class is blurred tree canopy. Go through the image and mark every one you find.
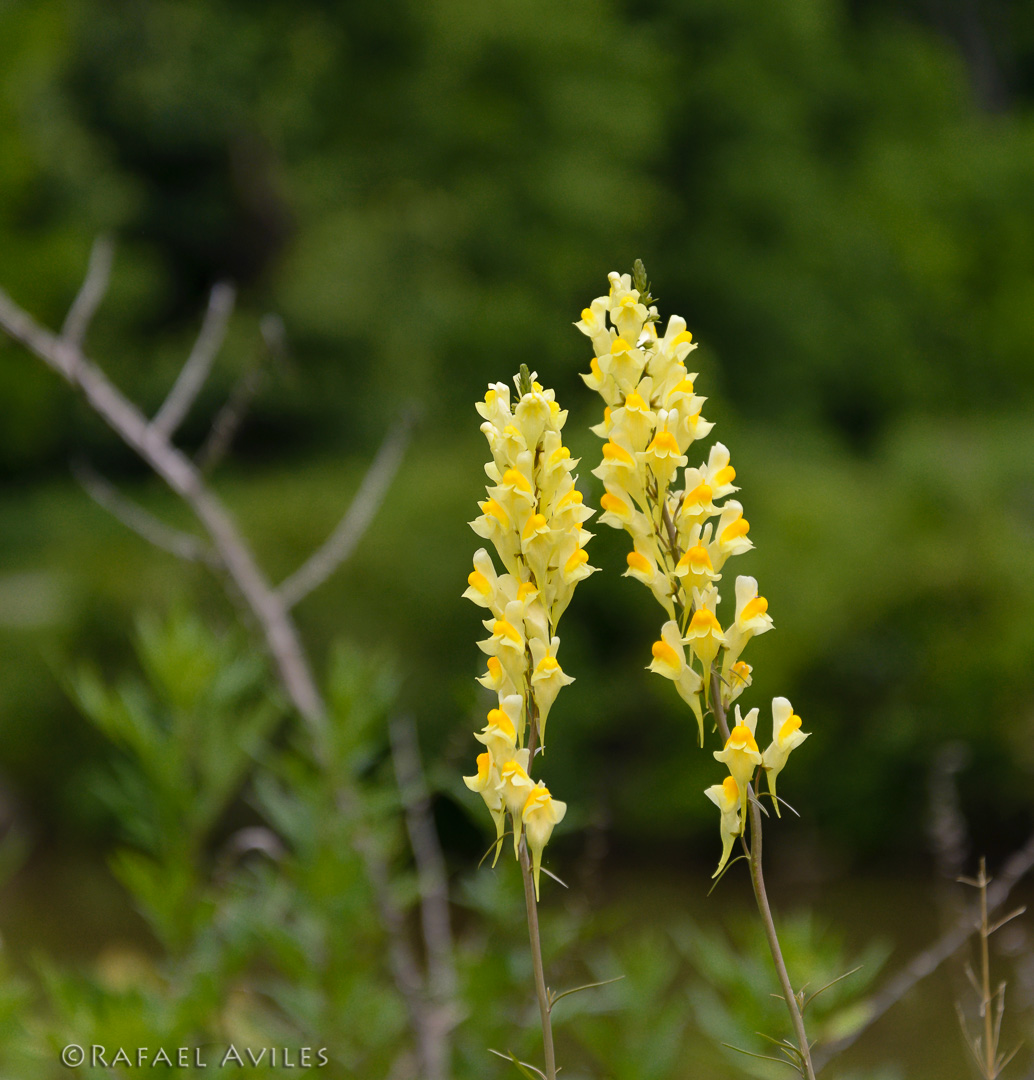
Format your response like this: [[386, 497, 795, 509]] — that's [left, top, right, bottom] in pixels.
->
[[2, 0, 1034, 866]]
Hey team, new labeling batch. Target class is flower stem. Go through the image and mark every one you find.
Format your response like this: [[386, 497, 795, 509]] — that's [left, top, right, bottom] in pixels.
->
[[520, 840, 557, 1080], [520, 702, 557, 1079], [978, 857, 995, 1079], [711, 671, 817, 1080]]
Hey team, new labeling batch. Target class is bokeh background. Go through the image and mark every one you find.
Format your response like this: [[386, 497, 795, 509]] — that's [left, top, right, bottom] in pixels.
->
[[2, 1, 1034, 1077]]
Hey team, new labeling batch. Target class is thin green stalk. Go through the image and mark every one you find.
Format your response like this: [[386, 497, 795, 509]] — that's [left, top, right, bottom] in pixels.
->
[[712, 671, 817, 1080], [979, 859, 995, 1079], [519, 841, 557, 1080], [521, 703, 557, 1080]]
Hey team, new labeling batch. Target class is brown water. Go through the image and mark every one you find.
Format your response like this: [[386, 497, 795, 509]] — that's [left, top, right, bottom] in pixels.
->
[[3, 850, 1032, 1079]]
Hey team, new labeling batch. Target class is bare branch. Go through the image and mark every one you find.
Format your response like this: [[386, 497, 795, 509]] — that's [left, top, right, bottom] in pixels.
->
[[72, 459, 214, 566], [389, 714, 457, 1080], [278, 410, 415, 609], [0, 285, 80, 380], [195, 313, 284, 473], [336, 783, 443, 1078], [0, 283, 323, 723], [814, 830, 1034, 1071], [61, 236, 114, 348], [196, 362, 264, 472], [151, 281, 236, 440]]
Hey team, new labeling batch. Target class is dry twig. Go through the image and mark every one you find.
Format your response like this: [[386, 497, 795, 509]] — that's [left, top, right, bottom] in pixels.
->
[[151, 281, 236, 439], [72, 459, 214, 566], [814, 832, 1034, 1071], [956, 858, 1024, 1078], [390, 714, 459, 1080], [61, 236, 114, 348], [279, 411, 414, 609]]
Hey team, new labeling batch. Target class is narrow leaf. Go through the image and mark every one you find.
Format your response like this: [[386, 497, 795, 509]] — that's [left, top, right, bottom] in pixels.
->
[[487, 1049, 546, 1080], [549, 975, 626, 1011]]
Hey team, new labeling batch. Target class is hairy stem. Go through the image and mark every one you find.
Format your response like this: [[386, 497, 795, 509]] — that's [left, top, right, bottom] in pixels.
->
[[712, 671, 816, 1080]]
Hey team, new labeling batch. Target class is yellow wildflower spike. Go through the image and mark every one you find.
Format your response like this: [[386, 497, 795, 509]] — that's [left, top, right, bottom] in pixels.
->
[[468, 368, 594, 883]]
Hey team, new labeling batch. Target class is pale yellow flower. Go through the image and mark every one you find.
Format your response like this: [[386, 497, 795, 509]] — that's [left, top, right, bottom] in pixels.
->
[[704, 775, 742, 878], [685, 586, 726, 672], [721, 660, 753, 710], [762, 697, 810, 813], [701, 442, 739, 501], [469, 496, 520, 575], [592, 438, 645, 507], [500, 751, 536, 854], [598, 486, 650, 542], [646, 620, 704, 741], [607, 270, 650, 344], [576, 298, 616, 363], [478, 600, 528, 690], [723, 575, 774, 664], [530, 635, 575, 748], [637, 412, 688, 488], [713, 705, 762, 817], [463, 752, 506, 864], [712, 500, 753, 570], [673, 522, 721, 595], [474, 695, 523, 763], [608, 381, 656, 452], [625, 544, 676, 618], [676, 471, 718, 533], [600, 336, 648, 395], [476, 655, 512, 696], [522, 783, 567, 900]]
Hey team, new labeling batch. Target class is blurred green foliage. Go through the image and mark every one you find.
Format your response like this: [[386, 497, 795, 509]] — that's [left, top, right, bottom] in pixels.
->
[[1, 615, 414, 1076]]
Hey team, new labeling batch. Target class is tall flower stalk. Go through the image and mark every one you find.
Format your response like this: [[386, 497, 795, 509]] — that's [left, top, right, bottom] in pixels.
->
[[464, 367, 597, 1079], [580, 263, 816, 1079]]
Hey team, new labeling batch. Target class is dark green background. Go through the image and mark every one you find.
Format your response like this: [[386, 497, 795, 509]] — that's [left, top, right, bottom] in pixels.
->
[[2, 0, 1034, 883]]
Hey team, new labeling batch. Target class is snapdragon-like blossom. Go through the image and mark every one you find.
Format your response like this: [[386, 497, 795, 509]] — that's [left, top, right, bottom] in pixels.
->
[[579, 268, 810, 876], [463, 370, 596, 897]]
